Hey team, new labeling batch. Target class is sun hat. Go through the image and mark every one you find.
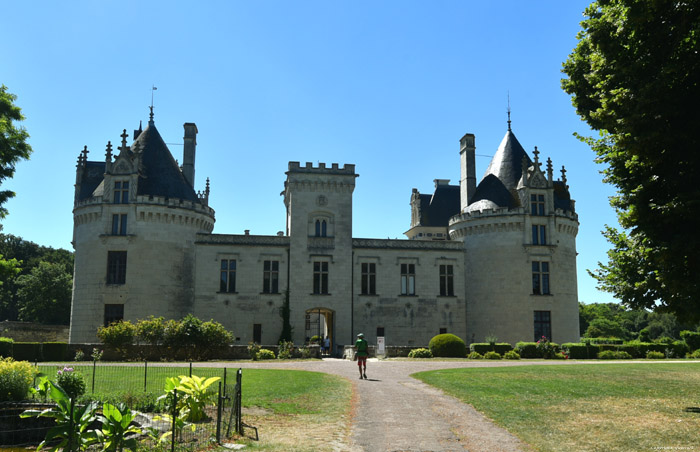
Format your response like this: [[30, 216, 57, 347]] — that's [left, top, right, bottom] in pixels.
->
[[357, 333, 364, 337]]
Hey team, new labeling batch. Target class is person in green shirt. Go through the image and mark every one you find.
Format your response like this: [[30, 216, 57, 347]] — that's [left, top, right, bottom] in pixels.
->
[[355, 333, 368, 379]]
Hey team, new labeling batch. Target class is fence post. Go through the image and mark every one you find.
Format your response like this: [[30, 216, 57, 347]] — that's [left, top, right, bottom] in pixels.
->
[[171, 388, 177, 452], [92, 360, 96, 393], [189, 362, 192, 378], [144, 360, 148, 392], [68, 397, 75, 452], [237, 368, 242, 435], [223, 368, 227, 398], [216, 381, 222, 444]]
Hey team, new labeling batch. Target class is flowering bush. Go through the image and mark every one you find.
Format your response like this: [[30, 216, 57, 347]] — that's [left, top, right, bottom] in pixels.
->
[[91, 348, 104, 362], [277, 340, 294, 359], [55, 366, 86, 399], [408, 348, 433, 358], [536, 336, 557, 359], [247, 342, 261, 360], [257, 349, 276, 360], [0, 358, 36, 401], [483, 351, 502, 360], [467, 351, 483, 359]]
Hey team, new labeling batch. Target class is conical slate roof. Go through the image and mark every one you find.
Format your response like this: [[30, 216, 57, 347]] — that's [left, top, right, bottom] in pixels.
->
[[132, 122, 199, 203], [468, 130, 532, 210]]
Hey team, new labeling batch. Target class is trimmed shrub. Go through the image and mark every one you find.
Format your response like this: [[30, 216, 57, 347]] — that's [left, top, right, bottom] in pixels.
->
[[561, 343, 599, 359], [668, 341, 689, 358], [470, 343, 513, 355], [587, 337, 624, 345], [483, 351, 502, 360], [514, 342, 539, 358], [681, 330, 700, 351], [257, 349, 275, 360], [467, 351, 483, 359], [687, 349, 700, 359], [408, 348, 433, 358], [97, 320, 137, 348], [0, 337, 13, 357], [646, 351, 665, 359], [12, 342, 42, 361], [429, 334, 467, 358], [598, 350, 632, 360], [0, 358, 36, 401], [504, 350, 520, 360], [42, 342, 69, 361], [55, 366, 86, 399]]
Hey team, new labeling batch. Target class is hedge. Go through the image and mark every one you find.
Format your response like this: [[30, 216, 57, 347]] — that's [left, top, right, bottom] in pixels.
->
[[470, 343, 513, 355], [680, 330, 700, 352], [42, 342, 69, 361], [429, 334, 467, 357], [0, 337, 13, 357], [12, 342, 42, 361], [562, 341, 690, 359]]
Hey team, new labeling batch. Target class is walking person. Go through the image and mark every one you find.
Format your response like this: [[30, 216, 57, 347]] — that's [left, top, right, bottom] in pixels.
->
[[355, 333, 368, 379], [323, 336, 330, 356]]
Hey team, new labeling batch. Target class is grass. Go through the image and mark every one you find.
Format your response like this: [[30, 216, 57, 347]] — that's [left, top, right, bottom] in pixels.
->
[[34, 364, 353, 452], [413, 362, 700, 452]]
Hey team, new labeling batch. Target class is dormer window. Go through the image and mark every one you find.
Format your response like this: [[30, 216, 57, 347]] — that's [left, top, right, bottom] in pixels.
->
[[113, 181, 129, 204], [531, 194, 545, 216]]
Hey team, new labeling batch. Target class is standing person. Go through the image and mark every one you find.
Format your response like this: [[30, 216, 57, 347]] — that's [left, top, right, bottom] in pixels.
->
[[355, 333, 368, 379], [323, 336, 330, 356]]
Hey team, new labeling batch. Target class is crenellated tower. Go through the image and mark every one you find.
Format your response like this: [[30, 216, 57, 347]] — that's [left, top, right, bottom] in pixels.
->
[[69, 109, 216, 343]]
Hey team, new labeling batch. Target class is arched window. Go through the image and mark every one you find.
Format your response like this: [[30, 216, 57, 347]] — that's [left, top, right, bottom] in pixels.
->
[[315, 220, 321, 237], [321, 220, 327, 237]]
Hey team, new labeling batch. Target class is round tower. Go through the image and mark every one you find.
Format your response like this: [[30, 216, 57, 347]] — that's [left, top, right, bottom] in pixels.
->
[[450, 128, 580, 345], [69, 112, 215, 343]]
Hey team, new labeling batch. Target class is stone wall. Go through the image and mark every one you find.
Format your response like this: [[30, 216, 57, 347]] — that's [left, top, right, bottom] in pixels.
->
[[0, 321, 69, 342]]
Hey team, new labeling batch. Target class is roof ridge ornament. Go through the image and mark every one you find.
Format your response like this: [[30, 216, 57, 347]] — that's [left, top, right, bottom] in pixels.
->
[[507, 92, 512, 131], [105, 141, 113, 162], [149, 85, 157, 125]]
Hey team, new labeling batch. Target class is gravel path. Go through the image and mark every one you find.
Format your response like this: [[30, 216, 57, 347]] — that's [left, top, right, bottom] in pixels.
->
[[217, 359, 533, 452]]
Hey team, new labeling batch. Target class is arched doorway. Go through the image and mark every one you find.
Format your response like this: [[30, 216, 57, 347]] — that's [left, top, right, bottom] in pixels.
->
[[305, 307, 334, 356]]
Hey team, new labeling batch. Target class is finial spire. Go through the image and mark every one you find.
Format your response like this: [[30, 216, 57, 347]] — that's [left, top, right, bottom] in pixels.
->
[[105, 141, 113, 162], [149, 86, 157, 125], [507, 91, 512, 131], [118, 129, 129, 155], [533, 146, 540, 167]]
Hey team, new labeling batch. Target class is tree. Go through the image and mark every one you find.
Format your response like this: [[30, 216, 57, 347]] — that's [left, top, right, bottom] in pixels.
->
[[16, 261, 72, 325], [562, 1, 700, 321], [0, 85, 33, 218]]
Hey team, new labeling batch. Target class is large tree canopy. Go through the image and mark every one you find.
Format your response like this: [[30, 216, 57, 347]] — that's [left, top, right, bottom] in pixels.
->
[[562, 0, 700, 321], [0, 85, 33, 218]]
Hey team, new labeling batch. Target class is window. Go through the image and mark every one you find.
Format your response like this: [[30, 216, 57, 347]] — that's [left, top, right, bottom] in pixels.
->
[[532, 261, 550, 295], [532, 225, 546, 245], [377, 327, 385, 337], [315, 220, 328, 237], [263, 260, 279, 293], [113, 181, 129, 204], [111, 214, 127, 235], [439, 264, 454, 296], [253, 324, 262, 344], [220, 259, 236, 293], [104, 304, 124, 326], [534, 310, 552, 341], [439, 328, 447, 335], [401, 263, 416, 295], [531, 194, 545, 216], [361, 263, 376, 295], [313, 261, 329, 294], [106, 251, 127, 285]]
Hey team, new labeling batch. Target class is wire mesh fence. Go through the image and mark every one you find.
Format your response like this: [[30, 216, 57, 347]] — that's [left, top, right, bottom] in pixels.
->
[[0, 362, 247, 451]]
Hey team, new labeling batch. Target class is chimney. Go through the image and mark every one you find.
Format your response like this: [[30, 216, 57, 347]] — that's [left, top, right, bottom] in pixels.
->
[[459, 133, 476, 211], [183, 123, 198, 188]]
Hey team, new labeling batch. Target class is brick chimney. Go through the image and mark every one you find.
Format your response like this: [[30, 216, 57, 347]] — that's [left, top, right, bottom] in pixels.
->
[[459, 133, 476, 211], [183, 123, 198, 188]]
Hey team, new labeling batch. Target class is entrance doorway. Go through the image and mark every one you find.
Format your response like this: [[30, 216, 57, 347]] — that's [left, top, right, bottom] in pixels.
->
[[305, 307, 334, 356]]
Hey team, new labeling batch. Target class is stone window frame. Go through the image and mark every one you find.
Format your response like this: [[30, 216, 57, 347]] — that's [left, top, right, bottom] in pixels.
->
[[111, 213, 127, 236], [531, 224, 547, 245], [534, 310, 552, 341], [220, 258, 237, 293], [106, 251, 127, 285], [262, 260, 280, 294], [113, 180, 129, 204], [531, 261, 551, 295], [312, 259, 330, 295]]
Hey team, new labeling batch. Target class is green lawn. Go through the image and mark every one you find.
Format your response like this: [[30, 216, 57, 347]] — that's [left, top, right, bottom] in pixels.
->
[[413, 363, 700, 452]]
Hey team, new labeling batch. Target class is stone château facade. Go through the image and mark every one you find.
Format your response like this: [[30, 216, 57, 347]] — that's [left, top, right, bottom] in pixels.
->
[[69, 109, 580, 353]]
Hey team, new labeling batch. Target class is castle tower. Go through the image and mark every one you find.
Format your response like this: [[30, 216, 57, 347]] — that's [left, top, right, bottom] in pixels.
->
[[69, 111, 215, 343], [449, 128, 580, 345], [282, 162, 358, 347]]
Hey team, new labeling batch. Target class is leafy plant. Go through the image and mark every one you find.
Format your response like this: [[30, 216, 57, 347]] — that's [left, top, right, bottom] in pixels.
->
[[277, 340, 294, 359], [91, 347, 104, 362], [504, 350, 521, 360], [21, 377, 100, 451], [56, 366, 86, 399], [408, 348, 433, 358], [467, 351, 483, 359], [597, 350, 633, 360], [484, 334, 498, 346], [95, 402, 142, 452], [247, 342, 261, 360], [97, 320, 137, 348], [483, 351, 502, 360], [257, 349, 275, 360], [74, 349, 86, 361], [646, 351, 665, 359], [0, 357, 36, 401], [536, 336, 557, 359], [158, 374, 221, 422]]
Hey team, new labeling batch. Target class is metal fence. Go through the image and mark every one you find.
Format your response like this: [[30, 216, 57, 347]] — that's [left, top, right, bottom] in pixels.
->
[[0, 363, 252, 451]]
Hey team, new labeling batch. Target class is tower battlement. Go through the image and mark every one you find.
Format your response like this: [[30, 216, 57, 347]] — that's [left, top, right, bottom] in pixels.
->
[[287, 161, 356, 175]]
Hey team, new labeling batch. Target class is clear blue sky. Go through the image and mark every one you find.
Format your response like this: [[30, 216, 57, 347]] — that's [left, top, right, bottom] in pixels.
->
[[1, 1, 618, 304]]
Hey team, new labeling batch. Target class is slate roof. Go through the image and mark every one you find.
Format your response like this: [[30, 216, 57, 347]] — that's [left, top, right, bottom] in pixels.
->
[[416, 184, 460, 227], [469, 130, 532, 210], [132, 122, 199, 203], [78, 161, 106, 201]]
